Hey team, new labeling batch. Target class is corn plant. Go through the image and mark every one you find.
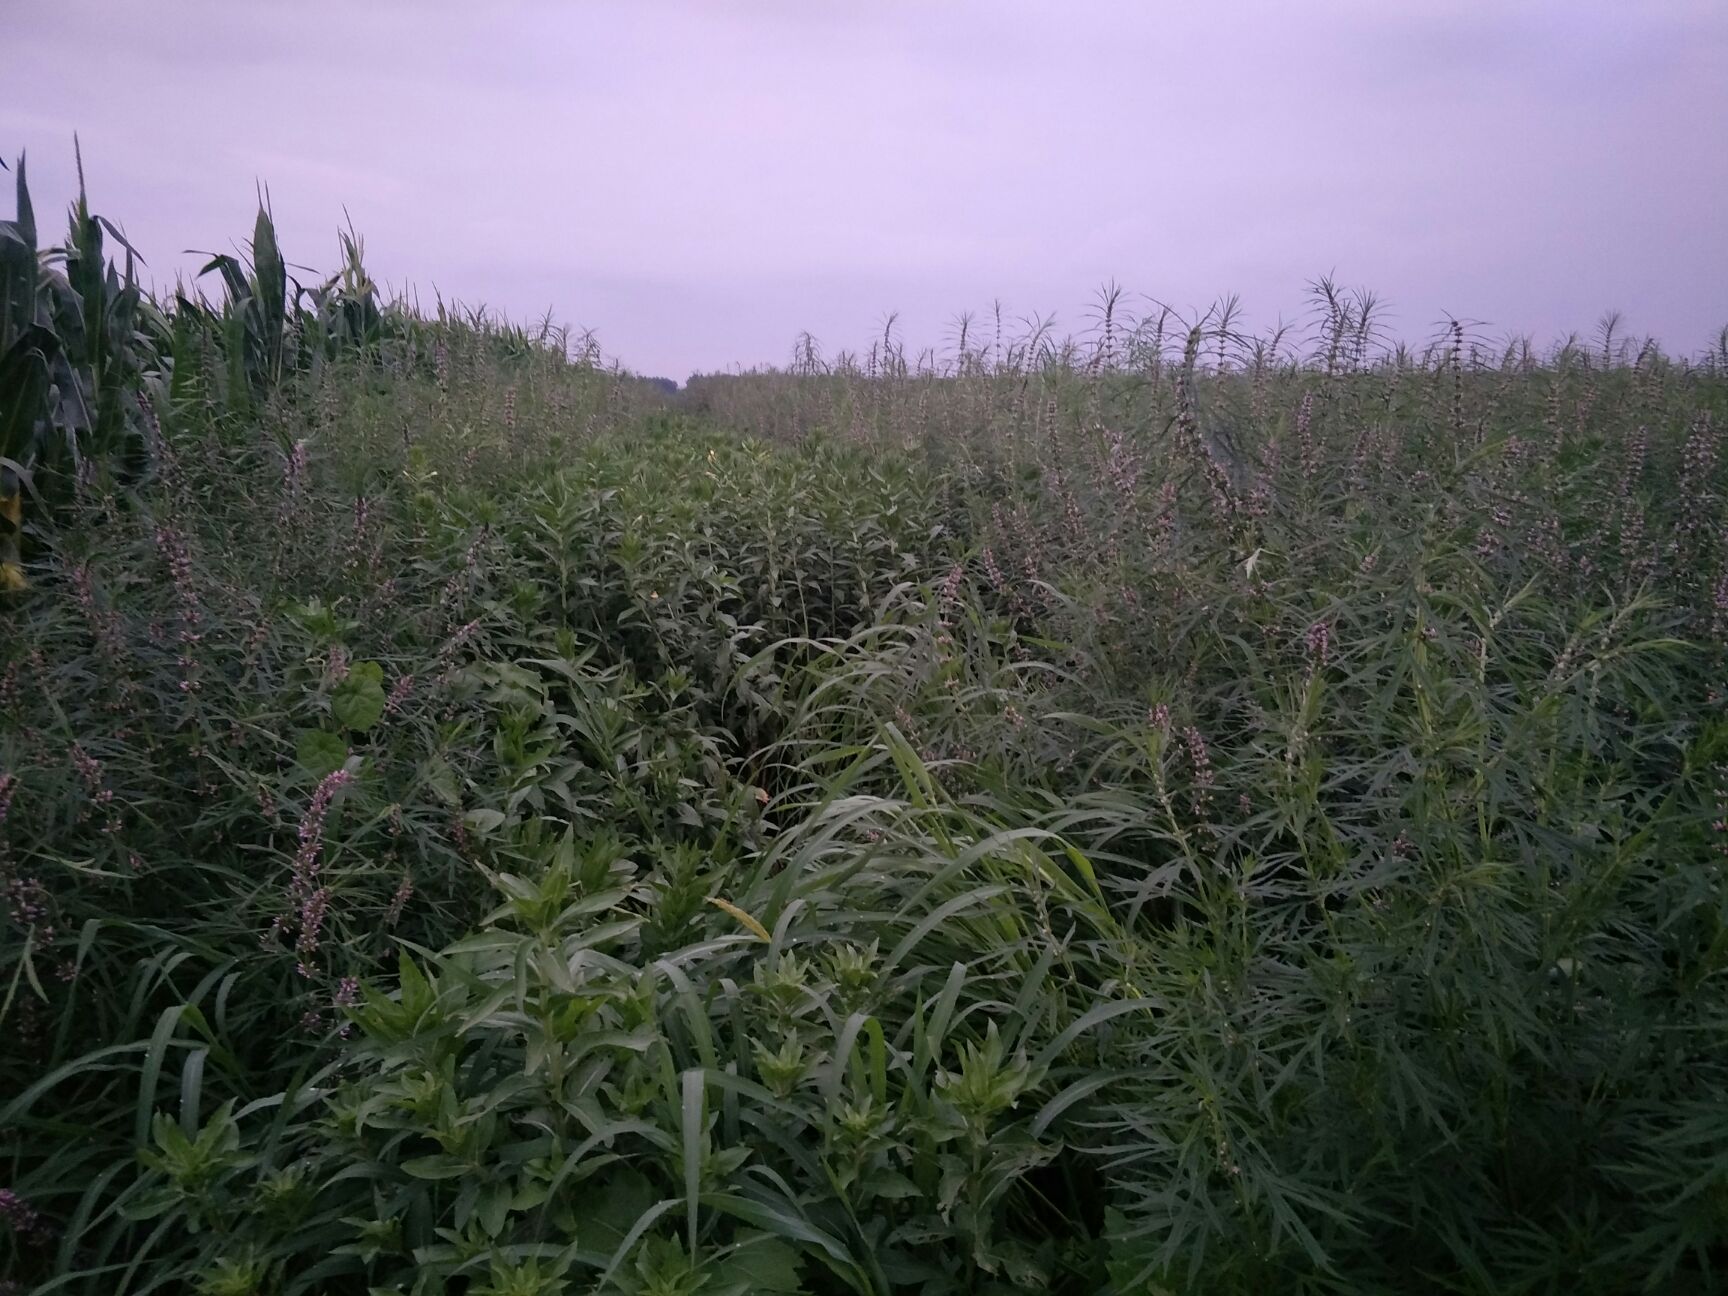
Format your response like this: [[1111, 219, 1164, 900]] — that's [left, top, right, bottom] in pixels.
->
[[0, 151, 163, 589]]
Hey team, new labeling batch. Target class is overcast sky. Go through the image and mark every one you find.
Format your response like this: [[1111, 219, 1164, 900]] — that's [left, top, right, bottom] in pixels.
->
[[5, 1, 1725, 378]]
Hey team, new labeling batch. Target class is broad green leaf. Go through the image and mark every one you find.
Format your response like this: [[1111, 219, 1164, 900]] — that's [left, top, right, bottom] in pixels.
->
[[332, 663, 387, 731], [296, 728, 348, 777]]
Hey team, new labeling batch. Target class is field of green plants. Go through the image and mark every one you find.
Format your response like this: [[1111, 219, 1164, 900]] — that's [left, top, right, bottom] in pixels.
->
[[5, 159, 1728, 1294]]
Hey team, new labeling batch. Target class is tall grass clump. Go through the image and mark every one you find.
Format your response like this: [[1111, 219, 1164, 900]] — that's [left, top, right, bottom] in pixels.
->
[[4, 168, 1728, 1294]]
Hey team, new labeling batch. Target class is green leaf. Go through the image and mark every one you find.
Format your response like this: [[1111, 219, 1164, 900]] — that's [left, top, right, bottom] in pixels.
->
[[570, 1167, 655, 1254], [296, 728, 348, 777], [118, 1185, 181, 1222], [682, 1068, 704, 1252], [710, 1232, 804, 1294], [332, 662, 387, 731], [401, 1154, 471, 1180]]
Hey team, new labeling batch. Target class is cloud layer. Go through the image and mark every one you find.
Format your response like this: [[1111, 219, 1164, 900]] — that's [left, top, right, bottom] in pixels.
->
[[6, 0, 1725, 376]]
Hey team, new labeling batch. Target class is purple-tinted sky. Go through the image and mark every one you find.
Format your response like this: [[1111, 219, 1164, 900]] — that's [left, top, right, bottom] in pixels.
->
[[6, 1, 1726, 377]]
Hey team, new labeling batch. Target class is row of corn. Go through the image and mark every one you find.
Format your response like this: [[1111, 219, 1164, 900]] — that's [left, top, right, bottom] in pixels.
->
[[0, 148, 392, 590]]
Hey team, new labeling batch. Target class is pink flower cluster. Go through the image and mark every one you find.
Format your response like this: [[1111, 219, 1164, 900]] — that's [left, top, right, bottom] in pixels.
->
[[1712, 541, 1728, 643], [1305, 620, 1332, 669], [1183, 725, 1215, 819], [70, 562, 123, 665], [281, 440, 310, 501], [153, 525, 203, 694], [384, 873, 414, 927], [4, 875, 51, 931], [273, 767, 352, 977], [1713, 766, 1728, 864], [1295, 392, 1317, 482], [0, 1187, 51, 1243], [384, 673, 415, 717], [69, 745, 121, 834], [70, 744, 106, 794], [438, 530, 489, 616], [434, 617, 483, 682], [333, 975, 361, 1038], [345, 496, 384, 584]]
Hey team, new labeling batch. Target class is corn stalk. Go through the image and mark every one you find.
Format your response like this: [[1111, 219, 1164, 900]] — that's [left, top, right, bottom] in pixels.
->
[[0, 155, 53, 592], [0, 149, 162, 591]]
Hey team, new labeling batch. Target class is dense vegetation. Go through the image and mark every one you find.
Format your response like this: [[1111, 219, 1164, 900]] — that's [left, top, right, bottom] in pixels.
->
[[4, 160, 1728, 1294]]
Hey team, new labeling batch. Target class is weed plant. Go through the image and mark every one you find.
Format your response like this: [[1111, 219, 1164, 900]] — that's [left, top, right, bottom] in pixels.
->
[[4, 177, 1728, 1293]]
